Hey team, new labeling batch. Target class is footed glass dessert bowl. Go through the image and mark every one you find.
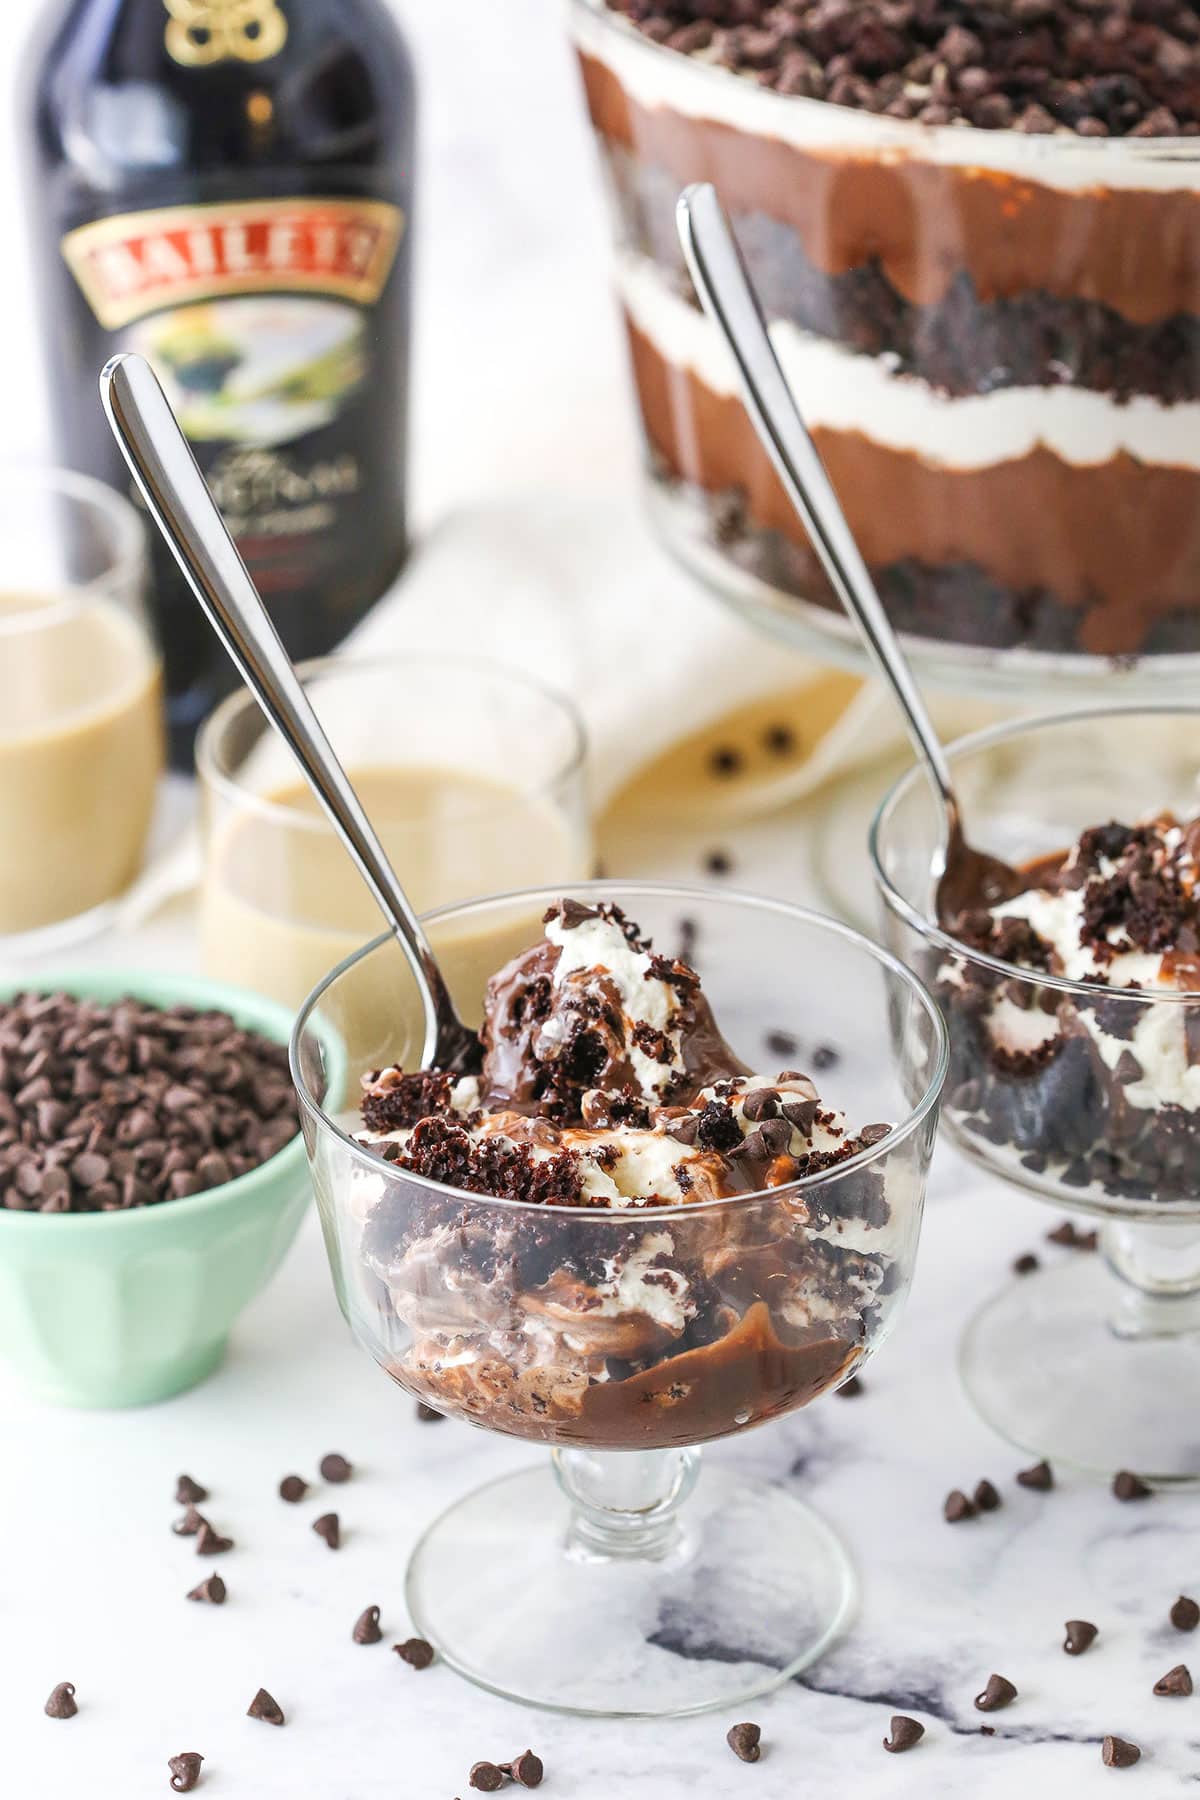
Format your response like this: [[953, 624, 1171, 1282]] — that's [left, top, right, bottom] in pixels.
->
[[872, 705, 1200, 1484], [292, 882, 946, 1716]]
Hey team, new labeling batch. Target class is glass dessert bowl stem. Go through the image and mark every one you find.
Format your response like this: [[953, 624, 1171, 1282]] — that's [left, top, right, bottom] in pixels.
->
[[873, 703, 1200, 1483], [293, 881, 946, 1716]]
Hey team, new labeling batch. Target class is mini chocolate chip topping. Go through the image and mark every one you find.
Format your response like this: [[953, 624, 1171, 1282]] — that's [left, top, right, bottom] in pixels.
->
[[764, 722, 795, 757], [187, 1575, 226, 1605], [168, 1752, 204, 1793], [1047, 1221, 1099, 1251], [704, 849, 733, 876], [1102, 1735, 1141, 1768], [469, 1763, 507, 1792], [278, 1475, 308, 1503], [882, 1715, 924, 1754], [973, 1479, 1001, 1513], [812, 1044, 839, 1070], [1013, 1253, 1039, 1276], [501, 1751, 545, 1789], [944, 1488, 975, 1523], [1154, 1662, 1193, 1696], [44, 1682, 77, 1719], [974, 1674, 1017, 1713], [1113, 1470, 1152, 1501], [246, 1689, 285, 1726], [393, 1637, 435, 1670], [1064, 1620, 1098, 1656], [608, 0, 1200, 136], [764, 1029, 799, 1059], [319, 1453, 352, 1484], [726, 1722, 762, 1762], [353, 1606, 383, 1645], [175, 1475, 208, 1506], [1016, 1460, 1054, 1491], [710, 745, 743, 778], [312, 1512, 340, 1549], [1171, 1595, 1200, 1632], [194, 1523, 232, 1556], [0, 993, 295, 1215]]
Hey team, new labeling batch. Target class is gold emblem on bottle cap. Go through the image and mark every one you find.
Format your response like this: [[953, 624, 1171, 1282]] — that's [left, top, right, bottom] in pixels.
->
[[164, 0, 287, 67]]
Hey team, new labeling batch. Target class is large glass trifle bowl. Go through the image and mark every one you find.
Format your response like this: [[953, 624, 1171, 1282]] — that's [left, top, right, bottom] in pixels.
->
[[570, 0, 1200, 694], [291, 881, 946, 1716], [871, 705, 1200, 1484]]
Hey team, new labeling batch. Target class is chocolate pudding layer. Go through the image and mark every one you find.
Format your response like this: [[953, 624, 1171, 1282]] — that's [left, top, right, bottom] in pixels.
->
[[573, 0, 1200, 660], [941, 814, 1200, 1203], [350, 901, 899, 1447]]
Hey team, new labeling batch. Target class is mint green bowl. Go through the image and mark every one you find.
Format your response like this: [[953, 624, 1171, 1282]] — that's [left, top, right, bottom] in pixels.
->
[[0, 970, 312, 1408]]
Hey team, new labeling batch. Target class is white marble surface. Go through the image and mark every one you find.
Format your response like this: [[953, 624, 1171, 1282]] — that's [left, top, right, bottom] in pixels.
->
[[1, 3, 1198, 1798]]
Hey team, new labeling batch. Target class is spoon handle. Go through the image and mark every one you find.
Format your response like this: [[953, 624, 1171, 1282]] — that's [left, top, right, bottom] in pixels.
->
[[677, 183, 956, 812], [100, 351, 453, 1046]]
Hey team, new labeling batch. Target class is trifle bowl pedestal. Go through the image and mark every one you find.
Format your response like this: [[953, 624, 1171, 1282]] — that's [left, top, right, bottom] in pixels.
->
[[873, 704, 1200, 1485], [292, 882, 946, 1716]]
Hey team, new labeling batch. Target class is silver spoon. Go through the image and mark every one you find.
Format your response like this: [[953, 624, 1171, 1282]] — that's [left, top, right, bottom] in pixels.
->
[[100, 351, 479, 1072], [676, 183, 1015, 920]]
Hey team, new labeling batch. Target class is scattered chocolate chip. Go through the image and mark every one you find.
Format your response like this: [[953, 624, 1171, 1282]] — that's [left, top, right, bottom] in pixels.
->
[[187, 1575, 226, 1605], [278, 1475, 307, 1503], [973, 1479, 1001, 1513], [836, 1376, 864, 1398], [195, 1523, 232, 1555], [1154, 1663, 1193, 1696], [168, 1752, 204, 1792], [726, 1722, 761, 1762], [1102, 1736, 1141, 1768], [882, 1715, 924, 1753], [1046, 1221, 1098, 1250], [704, 850, 733, 877], [44, 1682, 77, 1719], [246, 1688, 284, 1726], [974, 1674, 1017, 1713], [812, 1044, 839, 1070], [173, 1506, 205, 1537], [353, 1606, 382, 1645], [765, 1029, 799, 1059], [502, 1751, 544, 1789], [1113, 1470, 1152, 1501], [312, 1512, 340, 1548], [415, 1402, 444, 1423], [1171, 1595, 1200, 1632], [944, 1489, 975, 1523], [1013, 1253, 1039, 1276], [319, 1453, 352, 1483], [1064, 1620, 1098, 1656], [1016, 1460, 1053, 1491], [175, 1475, 208, 1506], [979, 1725, 995, 1737], [710, 746, 743, 778], [393, 1637, 435, 1670], [469, 1763, 506, 1792], [763, 722, 795, 757]]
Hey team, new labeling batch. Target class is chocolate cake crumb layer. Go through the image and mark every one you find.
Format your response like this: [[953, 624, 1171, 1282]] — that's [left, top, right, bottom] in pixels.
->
[[605, 0, 1200, 137]]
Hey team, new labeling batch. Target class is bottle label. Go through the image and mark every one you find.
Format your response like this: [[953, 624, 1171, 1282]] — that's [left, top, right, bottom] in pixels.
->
[[61, 197, 404, 331], [164, 0, 288, 66]]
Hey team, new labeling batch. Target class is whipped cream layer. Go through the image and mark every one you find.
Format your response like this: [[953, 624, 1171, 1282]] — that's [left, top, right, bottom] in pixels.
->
[[574, 0, 1200, 194], [619, 252, 1200, 472]]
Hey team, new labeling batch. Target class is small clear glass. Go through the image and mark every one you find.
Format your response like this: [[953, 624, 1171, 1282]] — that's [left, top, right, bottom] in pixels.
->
[[197, 656, 592, 1008], [871, 704, 1200, 1482], [0, 467, 161, 953], [291, 881, 947, 1716]]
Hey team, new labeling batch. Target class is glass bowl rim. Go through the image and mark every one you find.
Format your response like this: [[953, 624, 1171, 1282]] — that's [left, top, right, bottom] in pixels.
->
[[0, 465, 147, 636], [568, 0, 1198, 158], [289, 878, 950, 1220], [196, 651, 589, 831], [869, 700, 1200, 1003]]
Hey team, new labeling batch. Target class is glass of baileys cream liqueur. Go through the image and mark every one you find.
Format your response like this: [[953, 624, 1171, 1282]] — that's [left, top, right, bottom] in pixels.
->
[[22, 0, 415, 765]]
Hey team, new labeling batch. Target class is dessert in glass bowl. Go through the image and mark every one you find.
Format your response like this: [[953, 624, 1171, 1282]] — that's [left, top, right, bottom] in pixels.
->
[[292, 882, 946, 1715], [871, 704, 1200, 1482], [570, 0, 1200, 680]]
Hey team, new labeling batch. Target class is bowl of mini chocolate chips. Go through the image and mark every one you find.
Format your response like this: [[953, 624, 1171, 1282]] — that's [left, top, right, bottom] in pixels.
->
[[0, 972, 309, 1406]]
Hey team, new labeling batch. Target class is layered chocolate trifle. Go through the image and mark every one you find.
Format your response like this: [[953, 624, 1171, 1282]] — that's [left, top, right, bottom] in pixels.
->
[[573, 0, 1200, 657], [942, 813, 1200, 1201], [349, 901, 899, 1446]]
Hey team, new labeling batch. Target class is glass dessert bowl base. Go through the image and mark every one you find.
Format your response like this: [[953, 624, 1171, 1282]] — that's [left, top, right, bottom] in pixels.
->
[[405, 1450, 856, 1718], [961, 1248, 1200, 1485]]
